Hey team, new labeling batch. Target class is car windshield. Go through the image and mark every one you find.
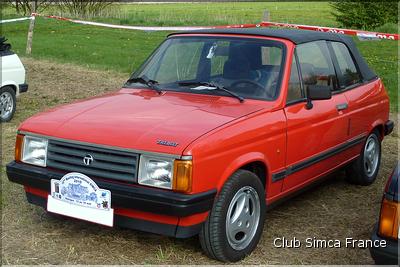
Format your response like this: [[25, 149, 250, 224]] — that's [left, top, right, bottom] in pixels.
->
[[127, 36, 286, 101]]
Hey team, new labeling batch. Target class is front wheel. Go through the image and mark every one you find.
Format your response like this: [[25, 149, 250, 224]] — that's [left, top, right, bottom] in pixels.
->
[[199, 170, 266, 262], [345, 130, 381, 185]]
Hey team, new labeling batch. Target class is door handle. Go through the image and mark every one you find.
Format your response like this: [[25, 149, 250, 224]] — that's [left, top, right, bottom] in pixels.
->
[[336, 103, 348, 111]]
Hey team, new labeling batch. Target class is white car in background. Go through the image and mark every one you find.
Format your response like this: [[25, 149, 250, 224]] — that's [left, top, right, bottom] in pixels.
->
[[1, 36, 28, 122]]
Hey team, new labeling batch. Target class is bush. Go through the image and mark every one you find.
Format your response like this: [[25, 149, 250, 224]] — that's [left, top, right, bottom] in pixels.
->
[[7, 0, 54, 15], [373, 23, 398, 34], [58, 0, 112, 18], [330, 1, 398, 30]]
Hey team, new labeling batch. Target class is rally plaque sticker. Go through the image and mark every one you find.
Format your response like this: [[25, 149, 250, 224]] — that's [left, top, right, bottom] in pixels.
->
[[47, 172, 114, 227]]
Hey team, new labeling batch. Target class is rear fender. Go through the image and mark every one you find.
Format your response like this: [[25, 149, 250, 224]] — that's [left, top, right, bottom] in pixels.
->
[[370, 119, 385, 139]]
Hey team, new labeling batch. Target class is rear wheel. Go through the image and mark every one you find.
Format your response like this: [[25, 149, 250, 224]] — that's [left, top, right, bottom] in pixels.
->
[[0, 86, 16, 122], [199, 170, 266, 262], [345, 130, 381, 185]]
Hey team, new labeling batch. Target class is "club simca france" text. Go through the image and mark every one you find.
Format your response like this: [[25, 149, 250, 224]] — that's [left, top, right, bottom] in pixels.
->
[[273, 237, 386, 249]]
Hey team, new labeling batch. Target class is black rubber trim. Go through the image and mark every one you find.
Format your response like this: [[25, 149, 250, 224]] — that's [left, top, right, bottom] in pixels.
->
[[7, 161, 216, 217], [26, 191, 47, 207], [271, 170, 287, 182], [25, 192, 201, 238], [369, 224, 399, 265], [19, 83, 28, 93], [272, 134, 366, 182], [384, 120, 394, 136], [175, 222, 203, 238]]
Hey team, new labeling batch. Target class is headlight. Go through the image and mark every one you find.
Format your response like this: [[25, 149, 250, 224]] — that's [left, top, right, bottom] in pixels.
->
[[21, 135, 48, 167], [138, 155, 174, 189], [138, 155, 193, 192]]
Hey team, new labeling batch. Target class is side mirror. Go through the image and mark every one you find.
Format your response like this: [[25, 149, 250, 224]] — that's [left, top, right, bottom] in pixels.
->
[[307, 85, 332, 100], [305, 85, 332, 109]]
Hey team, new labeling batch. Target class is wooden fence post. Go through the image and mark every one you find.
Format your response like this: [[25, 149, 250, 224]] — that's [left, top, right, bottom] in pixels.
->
[[26, 1, 36, 55], [263, 10, 270, 22]]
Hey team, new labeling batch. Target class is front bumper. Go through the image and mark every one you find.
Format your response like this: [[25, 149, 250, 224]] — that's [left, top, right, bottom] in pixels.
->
[[369, 224, 399, 265], [7, 161, 216, 237]]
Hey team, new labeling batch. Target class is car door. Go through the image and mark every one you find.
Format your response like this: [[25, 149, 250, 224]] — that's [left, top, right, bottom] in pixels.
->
[[329, 41, 383, 148], [282, 41, 350, 191]]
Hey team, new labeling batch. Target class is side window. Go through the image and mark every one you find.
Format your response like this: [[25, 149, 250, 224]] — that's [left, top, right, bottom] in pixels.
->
[[331, 42, 361, 88], [286, 55, 303, 103], [297, 41, 338, 92]]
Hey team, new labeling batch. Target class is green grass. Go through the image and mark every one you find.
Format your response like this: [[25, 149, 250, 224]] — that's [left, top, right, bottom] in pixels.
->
[[90, 2, 337, 27], [1, 18, 166, 73], [0, 2, 398, 110], [355, 39, 398, 112], [1, 2, 338, 27]]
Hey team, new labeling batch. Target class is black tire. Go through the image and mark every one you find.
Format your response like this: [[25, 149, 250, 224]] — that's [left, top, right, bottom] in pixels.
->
[[345, 130, 381, 185], [199, 169, 266, 262], [0, 86, 16, 122]]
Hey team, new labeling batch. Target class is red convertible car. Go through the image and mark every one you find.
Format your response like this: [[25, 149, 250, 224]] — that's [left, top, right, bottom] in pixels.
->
[[7, 28, 393, 262]]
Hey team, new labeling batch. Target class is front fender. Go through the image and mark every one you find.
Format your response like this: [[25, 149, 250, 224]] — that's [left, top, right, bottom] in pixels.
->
[[187, 109, 286, 195], [217, 152, 269, 190]]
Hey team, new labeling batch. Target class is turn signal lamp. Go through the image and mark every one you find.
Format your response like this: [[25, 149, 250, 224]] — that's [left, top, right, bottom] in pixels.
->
[[173, 160, 193, 192], [15, 134, 24, 162], [378, 198, 399, 240]]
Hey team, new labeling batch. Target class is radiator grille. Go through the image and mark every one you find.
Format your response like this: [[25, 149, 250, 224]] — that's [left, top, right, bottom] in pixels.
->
[[47, 140, 139, 182]]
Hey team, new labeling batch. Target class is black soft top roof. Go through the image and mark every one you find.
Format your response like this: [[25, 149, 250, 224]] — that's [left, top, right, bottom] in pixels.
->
[[169, 28, 377, 81], [169, 28, 349, 44]]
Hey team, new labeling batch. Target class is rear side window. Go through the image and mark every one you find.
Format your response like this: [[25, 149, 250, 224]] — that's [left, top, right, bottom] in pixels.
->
[[331, 42, 361, 88], [297, 41, 338, 92]]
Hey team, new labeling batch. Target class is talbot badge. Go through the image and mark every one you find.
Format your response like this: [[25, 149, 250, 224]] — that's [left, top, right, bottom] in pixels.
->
[[83, 154, 94, 166], [156, 140, 179, 147]]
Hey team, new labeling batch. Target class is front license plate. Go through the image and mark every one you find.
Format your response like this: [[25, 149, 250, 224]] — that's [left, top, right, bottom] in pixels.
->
[[47, 172, 114, 227]]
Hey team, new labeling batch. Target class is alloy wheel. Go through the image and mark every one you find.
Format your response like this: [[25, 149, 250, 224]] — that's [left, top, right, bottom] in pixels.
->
[[0, 91, 14, 120], [363, 135, 380, 177], [225, 186, 261, 250]]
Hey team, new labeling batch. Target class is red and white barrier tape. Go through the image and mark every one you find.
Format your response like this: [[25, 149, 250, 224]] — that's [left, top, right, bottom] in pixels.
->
[[0, 16, 32, 24], [31, 13, 259, 31], [261, 21, 399, 41], [1, 13, 398, 40], [31, 13, 211, 31]]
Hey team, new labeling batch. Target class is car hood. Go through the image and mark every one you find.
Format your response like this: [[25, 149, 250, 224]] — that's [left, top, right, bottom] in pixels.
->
[[19, 89, 270, 155]]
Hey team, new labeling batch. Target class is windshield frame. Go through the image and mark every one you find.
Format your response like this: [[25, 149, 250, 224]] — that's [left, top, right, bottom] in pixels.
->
[[125, 34, 288, 102]]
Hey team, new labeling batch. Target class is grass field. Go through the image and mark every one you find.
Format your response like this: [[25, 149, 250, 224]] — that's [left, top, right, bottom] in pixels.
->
[[1, 18, 166, 73], [2, 2, 338, 26], [1, 3, 398, 111]]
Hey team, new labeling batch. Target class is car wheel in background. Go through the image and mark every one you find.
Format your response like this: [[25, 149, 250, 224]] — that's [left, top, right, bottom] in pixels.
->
[[0, 86, 16, 122], [199, 169, 266, 262], [346, 130, 381, 185]]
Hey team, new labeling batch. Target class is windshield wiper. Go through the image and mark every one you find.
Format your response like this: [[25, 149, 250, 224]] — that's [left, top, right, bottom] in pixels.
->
[[125, 75, 162, 94], [178, 81, 244, 103]]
